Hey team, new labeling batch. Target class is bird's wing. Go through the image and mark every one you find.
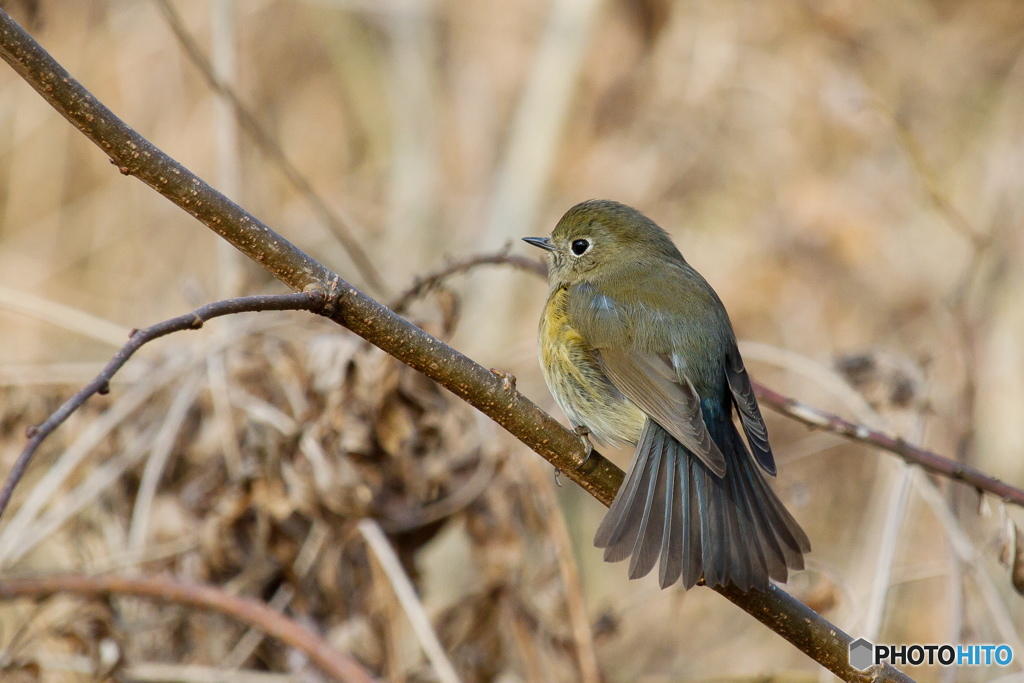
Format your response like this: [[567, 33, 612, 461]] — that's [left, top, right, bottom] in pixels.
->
[[596, 347, 727, 477], [725, 348, 776, 475], [568, 280, 728, 476]]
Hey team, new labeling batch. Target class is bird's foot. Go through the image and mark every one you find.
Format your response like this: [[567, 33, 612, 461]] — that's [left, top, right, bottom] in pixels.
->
[[573, 425, 594, 469]]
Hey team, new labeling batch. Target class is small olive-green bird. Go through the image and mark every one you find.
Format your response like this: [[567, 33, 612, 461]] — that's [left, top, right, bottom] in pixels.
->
[[524, 200, 810, 591]]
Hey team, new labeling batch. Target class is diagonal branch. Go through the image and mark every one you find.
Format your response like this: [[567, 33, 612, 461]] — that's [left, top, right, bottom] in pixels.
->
[[0, 9, 912, 681]]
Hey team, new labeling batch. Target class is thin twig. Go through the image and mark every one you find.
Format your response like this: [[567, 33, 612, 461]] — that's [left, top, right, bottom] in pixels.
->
[[389, 248, 547, 313], [872, 97, 1003, 470], [0, 292, 325, 521], [0, 355, 187, 566], [0, 574, 378, 683], [739, 341, 882, 427], [751, 381, 1024, 506], [153, 0, 389, 296], [0, 6, 622, 506]]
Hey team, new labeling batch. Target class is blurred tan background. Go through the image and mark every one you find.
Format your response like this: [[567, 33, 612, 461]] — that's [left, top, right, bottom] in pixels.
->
[[1, 0, 1024, 681]]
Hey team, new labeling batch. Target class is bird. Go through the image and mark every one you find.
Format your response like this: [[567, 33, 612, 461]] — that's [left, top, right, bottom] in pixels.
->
[[523, 199, 810, 591]]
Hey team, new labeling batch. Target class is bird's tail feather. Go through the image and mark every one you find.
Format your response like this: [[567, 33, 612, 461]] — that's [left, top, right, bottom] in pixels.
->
[[594, 419, 809, 590]]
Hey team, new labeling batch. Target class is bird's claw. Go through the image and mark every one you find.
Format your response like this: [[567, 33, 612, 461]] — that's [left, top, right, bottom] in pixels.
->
[[553, 467, 564, 487], [573, 425, 594, 469]]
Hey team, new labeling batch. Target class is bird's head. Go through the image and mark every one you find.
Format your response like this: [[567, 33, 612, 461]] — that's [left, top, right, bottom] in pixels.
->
[[523, 199, 684, 288]]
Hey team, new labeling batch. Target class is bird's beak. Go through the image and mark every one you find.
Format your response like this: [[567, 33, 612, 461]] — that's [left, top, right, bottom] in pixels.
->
[[522, 236, 555, 252]]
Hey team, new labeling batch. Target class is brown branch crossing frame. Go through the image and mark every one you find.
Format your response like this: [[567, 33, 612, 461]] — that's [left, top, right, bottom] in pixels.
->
[[0, 8, 929, 682]]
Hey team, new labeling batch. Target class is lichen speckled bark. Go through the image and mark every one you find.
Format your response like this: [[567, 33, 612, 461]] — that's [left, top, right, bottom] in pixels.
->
[[0, 9, 913, 682]]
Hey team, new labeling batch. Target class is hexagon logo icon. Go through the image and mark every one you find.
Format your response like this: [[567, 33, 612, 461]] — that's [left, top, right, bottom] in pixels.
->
[[849, 638, 874, 671]]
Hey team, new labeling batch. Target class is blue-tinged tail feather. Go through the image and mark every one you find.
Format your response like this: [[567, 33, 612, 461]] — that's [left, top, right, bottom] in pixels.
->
[[594, 417, 809, 590]]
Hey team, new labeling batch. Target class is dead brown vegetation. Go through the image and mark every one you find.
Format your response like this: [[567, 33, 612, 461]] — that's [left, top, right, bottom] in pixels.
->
[[2, 1, 1024, 681]]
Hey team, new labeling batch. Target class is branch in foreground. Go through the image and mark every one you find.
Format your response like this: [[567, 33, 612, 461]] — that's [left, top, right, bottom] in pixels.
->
[[0, 10, 908, 681], [0, 574, 378, 683], [0, 292, 325, 520]]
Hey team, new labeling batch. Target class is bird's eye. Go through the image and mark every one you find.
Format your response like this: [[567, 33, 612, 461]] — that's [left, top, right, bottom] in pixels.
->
[[571, 239, 590, 256]]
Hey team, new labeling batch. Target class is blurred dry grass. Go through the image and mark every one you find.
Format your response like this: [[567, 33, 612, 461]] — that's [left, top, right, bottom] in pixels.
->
[[1, 0, 1024, 680]]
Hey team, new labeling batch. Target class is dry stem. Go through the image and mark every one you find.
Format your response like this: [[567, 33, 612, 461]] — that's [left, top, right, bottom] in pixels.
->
[[0, 574, 378, 683], [153, 0, 389, 296]]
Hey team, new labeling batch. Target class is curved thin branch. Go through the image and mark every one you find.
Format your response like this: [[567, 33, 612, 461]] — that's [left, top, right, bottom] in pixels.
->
[[0, 292, 325, 519], [389, 249, 547, 313], [751, 382, 1024, 506], [0, 10, 911, 681], [0, 574, 378, 683]]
